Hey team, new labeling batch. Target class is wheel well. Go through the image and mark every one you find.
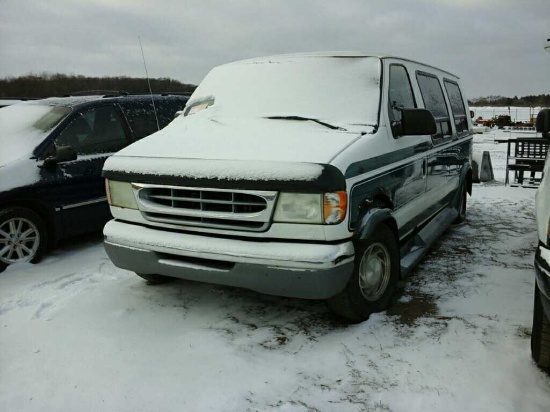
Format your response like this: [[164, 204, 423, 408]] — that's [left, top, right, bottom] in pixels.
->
[[356, 193, 399, 244], [1, 200, 57, 249], [371, 194, 394, 210], [381, 217, 399, 241], [372, 195, 397, 236]]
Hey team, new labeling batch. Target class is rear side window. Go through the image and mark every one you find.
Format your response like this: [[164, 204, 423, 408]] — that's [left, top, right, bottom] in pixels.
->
[[121, 101, 160, 140], [416, 72, 451, 140], [122, 99, 186, 140], [444, 80, 469, 134], [154, 99, 186, 127], [388, 64, 416, 137]]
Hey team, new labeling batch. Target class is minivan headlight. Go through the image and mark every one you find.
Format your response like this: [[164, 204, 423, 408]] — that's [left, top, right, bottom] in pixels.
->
[[273, 191, 347, 224], [105, 179, 138, 210]]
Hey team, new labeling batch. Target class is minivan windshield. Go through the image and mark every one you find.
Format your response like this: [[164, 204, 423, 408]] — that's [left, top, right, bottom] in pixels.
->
[[0, 104, 71, 165], [185, 56, 381, 130]]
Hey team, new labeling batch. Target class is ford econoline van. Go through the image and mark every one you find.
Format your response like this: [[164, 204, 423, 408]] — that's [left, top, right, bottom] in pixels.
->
[[102, 53, 473, 321]]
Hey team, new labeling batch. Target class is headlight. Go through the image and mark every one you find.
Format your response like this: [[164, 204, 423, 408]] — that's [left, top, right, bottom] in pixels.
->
[[105, 179, 138, 210], [273, 191, 347, 224], [274, 193, 323, 224]]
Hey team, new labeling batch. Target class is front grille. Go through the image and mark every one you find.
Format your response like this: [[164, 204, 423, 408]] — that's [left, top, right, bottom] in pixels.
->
[[134, 184, 277, 232], [145, 188, 267, 213]]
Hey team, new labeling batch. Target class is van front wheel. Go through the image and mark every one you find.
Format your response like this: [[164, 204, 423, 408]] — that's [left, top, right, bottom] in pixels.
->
[[328, 224, 399, 322], [135, 273, 176, 285]]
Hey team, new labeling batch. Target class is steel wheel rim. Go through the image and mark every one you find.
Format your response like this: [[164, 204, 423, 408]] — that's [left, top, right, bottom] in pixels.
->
[[358, 242, 391, 301], [0, 217, 40, 264]]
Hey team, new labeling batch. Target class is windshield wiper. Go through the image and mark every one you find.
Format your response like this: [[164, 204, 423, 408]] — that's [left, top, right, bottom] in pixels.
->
[[266, 116, 347, 131]]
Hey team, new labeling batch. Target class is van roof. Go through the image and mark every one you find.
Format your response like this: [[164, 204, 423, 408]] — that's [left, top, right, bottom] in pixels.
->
[[225, 51, 460, 79]]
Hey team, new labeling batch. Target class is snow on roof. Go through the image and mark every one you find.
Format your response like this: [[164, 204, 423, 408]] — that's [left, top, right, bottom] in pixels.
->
[[224, 51, 459, 79]]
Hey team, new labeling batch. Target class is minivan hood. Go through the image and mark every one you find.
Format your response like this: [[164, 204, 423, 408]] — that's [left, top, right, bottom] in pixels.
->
[[113, 112, 367, 164]]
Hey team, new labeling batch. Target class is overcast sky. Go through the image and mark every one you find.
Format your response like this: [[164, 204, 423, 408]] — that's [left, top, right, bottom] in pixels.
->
[[1, 0, 549, 98]]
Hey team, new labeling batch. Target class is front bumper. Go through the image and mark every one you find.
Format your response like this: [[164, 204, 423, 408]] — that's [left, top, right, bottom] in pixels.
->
[[534, 243, 550, 317], [103, 220, 355, 299]]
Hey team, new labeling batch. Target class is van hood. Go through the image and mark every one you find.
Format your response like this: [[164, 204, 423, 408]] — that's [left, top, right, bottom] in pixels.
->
[[103, 112, 366, 191], [113, 111, 367, 164]]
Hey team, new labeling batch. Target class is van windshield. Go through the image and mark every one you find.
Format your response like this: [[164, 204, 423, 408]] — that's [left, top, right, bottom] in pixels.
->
[[0, 104, 71, 165], [185, 56, 381, 130]]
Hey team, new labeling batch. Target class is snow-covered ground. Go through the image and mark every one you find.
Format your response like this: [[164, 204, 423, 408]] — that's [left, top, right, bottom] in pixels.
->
[[1, 132, 550, 412]]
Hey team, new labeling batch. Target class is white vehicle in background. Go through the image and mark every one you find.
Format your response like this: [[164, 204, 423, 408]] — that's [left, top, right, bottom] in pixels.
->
[[530, 38, 550, 371], [532, 108, 550, 371]]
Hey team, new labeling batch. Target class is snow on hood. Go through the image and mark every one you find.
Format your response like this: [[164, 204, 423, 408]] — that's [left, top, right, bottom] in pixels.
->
[[0, 103, 71, 167], [0, 158, 41, 193], [104, 112, 365, 181]]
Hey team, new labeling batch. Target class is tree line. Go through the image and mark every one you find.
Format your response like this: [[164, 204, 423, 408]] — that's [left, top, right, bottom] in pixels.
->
[[2, 74, 548, 107], [0, 73, 197, 98], [469, 94, 550, 107]]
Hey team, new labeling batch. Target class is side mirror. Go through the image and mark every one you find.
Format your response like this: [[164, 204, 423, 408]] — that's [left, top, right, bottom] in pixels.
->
[[42, 145, 77, 167], [470, 110, 475, 119], [536, 109, 550, 138], [401, 108, 437, 136]]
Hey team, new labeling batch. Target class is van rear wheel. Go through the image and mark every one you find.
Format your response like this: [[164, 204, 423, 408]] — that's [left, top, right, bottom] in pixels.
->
[[328, 224, 399, 322], [135, 273, 176, 285]]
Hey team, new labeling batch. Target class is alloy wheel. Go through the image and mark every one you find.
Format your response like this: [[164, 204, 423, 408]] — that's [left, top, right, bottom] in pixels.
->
[[0, 217, 40, 264]]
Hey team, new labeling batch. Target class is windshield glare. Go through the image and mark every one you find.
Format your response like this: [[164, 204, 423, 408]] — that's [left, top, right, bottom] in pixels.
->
[[0, 104, 71, 165]]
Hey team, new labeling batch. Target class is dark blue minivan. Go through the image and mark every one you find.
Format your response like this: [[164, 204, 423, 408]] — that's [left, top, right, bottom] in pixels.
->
[[0, 94, 188, 272]]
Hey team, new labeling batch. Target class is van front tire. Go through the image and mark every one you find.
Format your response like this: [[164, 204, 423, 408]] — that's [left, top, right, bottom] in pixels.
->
[[135, 273, 177, 285], [328, 224, 399, 322]]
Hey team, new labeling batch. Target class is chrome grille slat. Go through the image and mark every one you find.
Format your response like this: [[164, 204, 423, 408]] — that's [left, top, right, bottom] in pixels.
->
[[133, 184, 277, 232], [147, 195, 264, 206]]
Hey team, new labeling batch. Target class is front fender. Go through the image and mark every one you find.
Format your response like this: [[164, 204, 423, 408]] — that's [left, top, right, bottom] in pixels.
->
[[356, 207, 395, 240]]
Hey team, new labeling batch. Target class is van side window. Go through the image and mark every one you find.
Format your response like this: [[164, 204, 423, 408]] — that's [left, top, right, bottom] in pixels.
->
[[388, 64, 416, 137], [444, 80, 469, 134], [416, 72, 451, 140]]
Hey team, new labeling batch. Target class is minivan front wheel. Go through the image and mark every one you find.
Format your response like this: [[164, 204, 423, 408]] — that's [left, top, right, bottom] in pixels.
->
[[0, 207, 47, 271], [328, 224, 399, 322]]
